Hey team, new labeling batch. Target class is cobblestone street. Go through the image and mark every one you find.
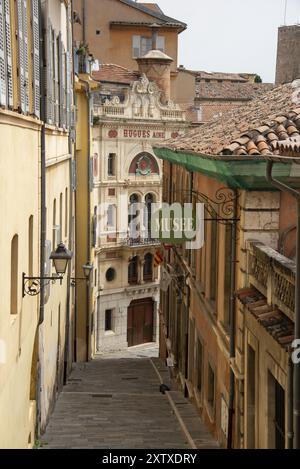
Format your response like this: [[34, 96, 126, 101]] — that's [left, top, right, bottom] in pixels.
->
[[41, 345, 218, 449]]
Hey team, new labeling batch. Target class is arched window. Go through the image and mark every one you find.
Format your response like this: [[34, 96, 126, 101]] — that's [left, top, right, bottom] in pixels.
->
[[128, 256, 138, 285], [144, 193, 155, 239], [128, 194, 140, 239], [129, 152, 159, 176], [52, 199, 56, 248], [107, 204, 116, 228], [28, 216, 33, 278], [143, 253, 153, 282], [108, 153, 116, 176], [11, 234, 18, 315]]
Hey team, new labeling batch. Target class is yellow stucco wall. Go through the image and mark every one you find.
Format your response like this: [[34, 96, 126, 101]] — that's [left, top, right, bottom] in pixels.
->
[[39, 129, 72, 431], [75, 84, 95, 362], [0, 110, 40, 448]]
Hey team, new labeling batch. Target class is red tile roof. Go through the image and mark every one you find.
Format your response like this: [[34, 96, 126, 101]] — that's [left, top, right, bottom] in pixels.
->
[[237, 287, 294, 349], [196, 81, 274, 101], [157, 82, 300, 156], [92, 64, 140, 85]]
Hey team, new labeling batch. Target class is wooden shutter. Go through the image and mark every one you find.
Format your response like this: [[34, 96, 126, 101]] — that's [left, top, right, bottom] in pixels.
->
[[31, 0, 40, 118], [22, 0, 29, 112], [17, 0, 25, 111], [58, 32, 63, 127], [66, 50, 71, 128], [46, 24, 54, 124], [53, 34, 59, 126], [66, 1, 72, 128], [4, 0, 12, 107], [0, 0, 6, 106]]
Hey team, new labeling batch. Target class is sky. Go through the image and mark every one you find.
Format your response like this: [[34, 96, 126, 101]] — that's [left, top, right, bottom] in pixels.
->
[[139, 0, 300, 83]]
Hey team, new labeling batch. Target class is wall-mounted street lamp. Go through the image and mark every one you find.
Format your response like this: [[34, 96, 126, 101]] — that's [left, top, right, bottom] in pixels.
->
[[70, 262, 93, 287], [22, 244, 93, 296], [22, 243, 73, 297]]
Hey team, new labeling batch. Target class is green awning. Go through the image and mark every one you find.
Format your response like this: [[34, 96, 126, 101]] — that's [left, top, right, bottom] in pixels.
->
[[154, 147, 300, 190]]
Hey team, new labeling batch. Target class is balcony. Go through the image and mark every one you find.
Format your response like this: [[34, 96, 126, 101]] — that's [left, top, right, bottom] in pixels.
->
[[247, 241, 295, 321], [126, 236, 161, 247]]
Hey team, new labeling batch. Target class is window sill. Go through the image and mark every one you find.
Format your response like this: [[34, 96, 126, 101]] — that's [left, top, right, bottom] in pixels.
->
[[104, 330, 115, 337]]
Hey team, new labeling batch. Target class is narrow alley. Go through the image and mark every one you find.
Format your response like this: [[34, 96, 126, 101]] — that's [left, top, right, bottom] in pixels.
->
[[40, 345, 218, 449]]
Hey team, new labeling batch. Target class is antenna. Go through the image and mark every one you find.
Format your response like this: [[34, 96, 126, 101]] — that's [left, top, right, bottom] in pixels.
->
[[284, 0, 288, 25]]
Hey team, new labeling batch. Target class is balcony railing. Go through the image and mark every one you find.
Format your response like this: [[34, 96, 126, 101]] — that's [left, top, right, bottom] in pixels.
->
[[127, 237, 161, 247], [247, 241, 295, 320]]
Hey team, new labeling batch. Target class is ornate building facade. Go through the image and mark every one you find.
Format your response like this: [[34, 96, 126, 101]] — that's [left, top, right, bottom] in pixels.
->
[[92, 69, 187, 353]]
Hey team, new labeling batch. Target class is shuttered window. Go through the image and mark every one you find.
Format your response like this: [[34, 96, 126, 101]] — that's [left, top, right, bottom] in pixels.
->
[[4, 0, 12, 106], [46, 23, 54, 123], [17, 0, 29, 113], [0, 0, 13, 108], [31, 0, 39, 117], [132, 35, 165, 57], [66, 2, 72, 129], [0, 0, 6, 106], [156, 36, 165, 53], [53, 32, 59, 126]]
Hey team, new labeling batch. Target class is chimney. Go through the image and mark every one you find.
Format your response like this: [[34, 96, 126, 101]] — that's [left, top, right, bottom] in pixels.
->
[[136, 50, 173, 103], [275, 25, 300, 84]]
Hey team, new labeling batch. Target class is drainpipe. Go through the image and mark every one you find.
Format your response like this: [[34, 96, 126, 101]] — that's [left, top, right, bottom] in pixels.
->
[[227, 190, 238, 449], [82, 0, 86, 43], [64, 1, 75, 384], [39, 1, 46, 327], [266, 160, 300, 449]]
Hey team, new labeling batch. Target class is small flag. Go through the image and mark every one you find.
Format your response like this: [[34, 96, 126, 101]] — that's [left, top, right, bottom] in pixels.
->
[[154, 250, 163, 267]]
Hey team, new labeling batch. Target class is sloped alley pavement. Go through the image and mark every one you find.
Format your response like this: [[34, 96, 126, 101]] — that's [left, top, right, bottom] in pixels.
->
[[41, 344, 218, 449]]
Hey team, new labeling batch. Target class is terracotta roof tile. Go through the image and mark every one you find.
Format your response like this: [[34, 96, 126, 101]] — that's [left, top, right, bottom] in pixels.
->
[[158, 82, 300, 156], [196, 81, 274, 101], [237, 287, 294, 349], [92, 64, 140, 85]]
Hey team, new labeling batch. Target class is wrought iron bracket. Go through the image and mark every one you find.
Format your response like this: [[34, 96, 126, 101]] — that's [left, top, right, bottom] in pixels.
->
[[168, 187, 240, 225], [22, 272, 63, 297]]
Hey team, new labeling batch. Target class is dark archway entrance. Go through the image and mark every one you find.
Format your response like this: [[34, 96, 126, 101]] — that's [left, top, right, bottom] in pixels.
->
[[127, 298, 154, 347]]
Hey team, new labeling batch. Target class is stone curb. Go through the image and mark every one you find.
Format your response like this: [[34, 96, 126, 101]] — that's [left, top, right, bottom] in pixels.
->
[[150, 357, 197, 449]]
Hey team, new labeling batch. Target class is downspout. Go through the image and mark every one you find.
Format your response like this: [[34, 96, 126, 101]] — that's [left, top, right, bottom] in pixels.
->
[[82, 0, 86, 43], [266, 160, 300, 449], [39, 1, 46, 327], [227, 190, 238, 449], [64, 0, 75, 384]]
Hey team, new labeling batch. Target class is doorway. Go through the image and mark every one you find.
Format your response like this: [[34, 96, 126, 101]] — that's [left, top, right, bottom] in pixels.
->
[[127, 298, 154, 347]]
